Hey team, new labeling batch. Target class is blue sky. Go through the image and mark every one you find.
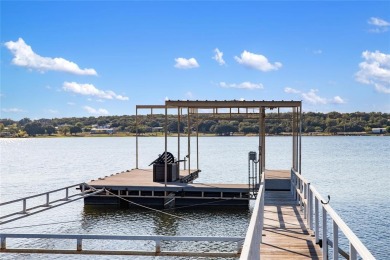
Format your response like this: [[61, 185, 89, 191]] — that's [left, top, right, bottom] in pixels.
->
[[1, 1, 389, 120]]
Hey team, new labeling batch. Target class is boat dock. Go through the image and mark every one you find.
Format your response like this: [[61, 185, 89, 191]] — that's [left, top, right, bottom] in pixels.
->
[[0, 100, 376, 259], [84, 168, 251, 207]]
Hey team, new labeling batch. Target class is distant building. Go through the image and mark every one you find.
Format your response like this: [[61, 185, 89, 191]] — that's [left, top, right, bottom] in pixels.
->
[[91, 128, 114, 134], [152, 127, 164, 132], [372, 128, 386, 134]]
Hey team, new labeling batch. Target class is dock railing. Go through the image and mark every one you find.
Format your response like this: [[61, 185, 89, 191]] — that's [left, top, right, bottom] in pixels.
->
[[0, 183, 103, 225], [0, 233, 243, 257], [291, 168, 375, 260], [240, 172, 265, 260]]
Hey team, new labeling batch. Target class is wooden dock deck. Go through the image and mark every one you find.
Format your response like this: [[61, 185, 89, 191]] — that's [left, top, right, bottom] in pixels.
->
[[260, 190, 322, 259], [85, 168, 251, 207]]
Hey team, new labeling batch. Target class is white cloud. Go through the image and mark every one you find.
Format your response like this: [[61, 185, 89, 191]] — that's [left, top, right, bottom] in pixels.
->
[[63, 82, 129, 100], [355, 50, 390, 94], [285, 88, 345, 105], [48, 109, 58, 114], [1, 108, 24, 113], [83, 106, 109, 115], [174, 57, 199, 69], [284, 87, 301, 94], [332, 96, 346, 104], [313, 49, 323, 55], [67, 102, 76, 106], [4, 38, 97, 75], [368, 17, 390, 33], [234, 50, 282, 72], [219, 81, 263, 90], [212, 48, 225, 65], [302, 89, 327, 104]]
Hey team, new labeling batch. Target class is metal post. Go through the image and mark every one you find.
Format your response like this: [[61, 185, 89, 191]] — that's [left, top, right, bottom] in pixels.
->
[[248, 154, 251, 192], [308, 183, 312, 229], [258, 106, 262, 177], [77, 238, 82, 251], [299, 104, 302, 174], [178, 107, 180, 170], [292, 107, 295, 170], [65, 188, 69, 200], [303, 183, 307, 219], [187, 107, 191, 175], [196, 108, 199, 170], [322, 207, 328, 260], [136, 108, 138, 169], [260, 107, 266, 172], [333, 220, 339, 260], [260, 186, 265, 244], [315, 197, 319, 244], [350, 243, 357, 260], [46, 193, 50, 207], [156, 240, 161, 253], [22, 199, 27, 214], [1, 236, 6, 250], [164, 105, 168, 189], [237, 241, 243, 254]]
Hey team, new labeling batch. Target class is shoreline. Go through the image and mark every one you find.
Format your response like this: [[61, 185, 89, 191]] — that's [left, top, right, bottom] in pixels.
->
[[1, 133, 388, 138]]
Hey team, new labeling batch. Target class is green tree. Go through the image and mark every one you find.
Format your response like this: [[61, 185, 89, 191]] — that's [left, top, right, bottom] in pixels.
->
[[24, 122, 45, 136], [168, 121, 185, 133], [18, 118, 31, 127], [198, 120, 217, 133], [70, 126, 82, 135], [75, 122, 84, 128], [45, 125, 56, 135], [59, 126, 70, 136], [212, 123, 238, 136]]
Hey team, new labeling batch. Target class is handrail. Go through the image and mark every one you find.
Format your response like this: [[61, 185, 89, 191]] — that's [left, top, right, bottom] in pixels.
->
[[240, 173, 265, 260], [0, 183, 84, 206], [0, 233, 244, 257], [0, 183, 101, 225], [290, 168, 375, 260]]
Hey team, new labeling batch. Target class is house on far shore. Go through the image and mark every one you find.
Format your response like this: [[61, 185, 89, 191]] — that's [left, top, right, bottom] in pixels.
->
[[372, 128, 387, 134], [90, 124, 114, 134]]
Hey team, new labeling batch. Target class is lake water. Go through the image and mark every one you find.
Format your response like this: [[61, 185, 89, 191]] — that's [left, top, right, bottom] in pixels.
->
[[0, 136, 389, 259]]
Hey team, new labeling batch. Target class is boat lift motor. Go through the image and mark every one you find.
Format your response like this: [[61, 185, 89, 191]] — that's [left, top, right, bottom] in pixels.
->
[[248, 151, 259, 198]]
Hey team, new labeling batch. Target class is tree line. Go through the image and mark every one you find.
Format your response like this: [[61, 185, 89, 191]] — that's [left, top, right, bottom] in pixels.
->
[[0, 111, 389, 137]]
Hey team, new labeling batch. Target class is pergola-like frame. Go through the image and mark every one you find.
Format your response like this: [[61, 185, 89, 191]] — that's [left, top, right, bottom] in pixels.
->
[[135, 100, 302, 188]]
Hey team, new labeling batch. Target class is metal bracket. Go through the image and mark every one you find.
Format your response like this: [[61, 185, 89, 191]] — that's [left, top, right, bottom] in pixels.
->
[[321, 195, 330, 205]]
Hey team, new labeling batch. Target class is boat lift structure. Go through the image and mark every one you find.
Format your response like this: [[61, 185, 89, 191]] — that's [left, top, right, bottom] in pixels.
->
[[135, 100, 303, 191]]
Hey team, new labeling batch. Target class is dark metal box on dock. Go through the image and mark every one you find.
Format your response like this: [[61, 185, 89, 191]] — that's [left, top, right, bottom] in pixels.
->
[[153, 163, 178, 182]]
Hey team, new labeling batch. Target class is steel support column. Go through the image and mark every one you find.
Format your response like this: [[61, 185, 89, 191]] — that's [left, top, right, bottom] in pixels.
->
[[136, 108, 138, 169]]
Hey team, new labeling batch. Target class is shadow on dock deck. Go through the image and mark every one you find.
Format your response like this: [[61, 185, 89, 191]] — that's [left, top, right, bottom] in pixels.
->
[[261, 190, 322, 259]]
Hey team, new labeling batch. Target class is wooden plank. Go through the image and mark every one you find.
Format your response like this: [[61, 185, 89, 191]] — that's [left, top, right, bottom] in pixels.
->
[[265, 170, 290, 180], [261, 191, 322, 259], [87, 169, 249, 191], [265, 170, 291, 191]]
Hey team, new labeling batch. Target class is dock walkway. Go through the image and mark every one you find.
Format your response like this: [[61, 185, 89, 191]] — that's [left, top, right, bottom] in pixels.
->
[[261, 190, 322, 259]]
